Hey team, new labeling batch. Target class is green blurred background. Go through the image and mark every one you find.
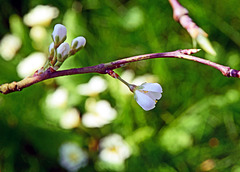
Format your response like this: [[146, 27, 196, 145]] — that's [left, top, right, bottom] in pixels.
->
[[1, 0, 240, 171]]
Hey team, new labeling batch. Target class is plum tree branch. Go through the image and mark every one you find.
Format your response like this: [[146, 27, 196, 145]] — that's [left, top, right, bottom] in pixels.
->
[[0, 49, 239, 95], [0, 1, 224, 95]]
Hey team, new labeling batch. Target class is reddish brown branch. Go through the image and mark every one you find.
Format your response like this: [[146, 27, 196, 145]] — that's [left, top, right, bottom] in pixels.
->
[[0, 49, 239, 95]]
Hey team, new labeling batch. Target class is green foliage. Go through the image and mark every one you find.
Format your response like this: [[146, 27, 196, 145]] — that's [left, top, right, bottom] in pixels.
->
[[1, 0, 240, 171]]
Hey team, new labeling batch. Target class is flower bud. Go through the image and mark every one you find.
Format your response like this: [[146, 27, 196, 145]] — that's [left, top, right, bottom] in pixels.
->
[[57, 42, 70, 62], [72, 36, 86, 50], [70, 36, 86, 55], [52, 24, 67, 47], [134, 83, 163, 111], [48, 42, 55, 59]]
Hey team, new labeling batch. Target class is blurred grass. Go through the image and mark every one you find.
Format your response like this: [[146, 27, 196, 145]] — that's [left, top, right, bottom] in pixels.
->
[[1, 0, 240, 171]]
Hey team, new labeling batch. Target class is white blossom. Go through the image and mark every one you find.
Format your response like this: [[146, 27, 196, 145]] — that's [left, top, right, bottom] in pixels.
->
[[0, 34, 22, 61], [82, 99, 117, 128], [71, 36, 86, 51], [134, 83, 163, 111], [52, 24, 67, 46], [16, 52, 46, 78], [57, 42, 70, 61], [60, 108, 80, 129], [29, 26, 47, 42], [99, 134, 131, 164], [77, 76, 107, 96], [132, 74, 159, 85], [46, 87, 68, 108], [59, 142, 88, 172], [23, 5, 59, 27]]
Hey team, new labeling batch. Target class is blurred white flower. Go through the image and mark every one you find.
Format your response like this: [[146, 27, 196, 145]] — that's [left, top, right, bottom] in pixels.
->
[[60, 108, 80, 129], [99, 134, 131, 164], [23, 5, 59, 27], [52, 24, 67, 46], [0, 34, 22, 61], [77, 76, 107, 96], [30, 26, 47, 42], [59, 142, 88, 172], [46, 87, 68, 108], [82, 98, 117, 128], [121, 70, 135, 82], [17, 52, 46, 78], [134, 83, 163, 111], [122, 7, 144, 31], [132, 74, 159, 85]]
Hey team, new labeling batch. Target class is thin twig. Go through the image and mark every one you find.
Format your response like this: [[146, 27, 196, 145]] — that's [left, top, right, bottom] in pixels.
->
[[0, 49, 239, 95]]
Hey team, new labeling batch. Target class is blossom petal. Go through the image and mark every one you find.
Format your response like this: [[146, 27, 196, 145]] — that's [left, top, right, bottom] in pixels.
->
[[82, 113, 106, 128], [141, 83, 162, 93], [145, 91, 162, 100], [59, 142, 88, 171], [134, 90, 156, 111], [17, 52, 46, 78], [99, 134, 131, 165], [23, 5, 59, 27], [99, 149, 124, 164], [95, 100, 117, 120], [77, 76, 107, 96]]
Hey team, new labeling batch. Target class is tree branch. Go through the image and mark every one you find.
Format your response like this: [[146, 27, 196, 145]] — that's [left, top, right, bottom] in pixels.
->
[[0, 49, 239, 95]]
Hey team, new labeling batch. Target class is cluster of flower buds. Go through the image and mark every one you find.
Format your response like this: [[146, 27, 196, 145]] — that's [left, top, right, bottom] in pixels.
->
[[45, 24, 86, 70]]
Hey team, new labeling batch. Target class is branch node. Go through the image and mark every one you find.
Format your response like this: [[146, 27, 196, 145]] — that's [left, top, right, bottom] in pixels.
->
[[0, 81, 21, 94], [229, 69, 240, 78], [180, 49, 201, 55], [173, 7, 188, 21], [106, 70, 119, 79]]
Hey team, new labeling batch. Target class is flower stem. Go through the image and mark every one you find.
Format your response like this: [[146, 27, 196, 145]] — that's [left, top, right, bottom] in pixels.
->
[[106, 69, 136, 92]]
